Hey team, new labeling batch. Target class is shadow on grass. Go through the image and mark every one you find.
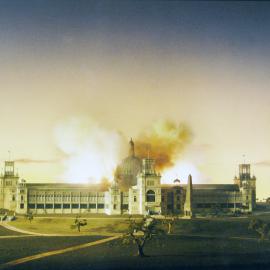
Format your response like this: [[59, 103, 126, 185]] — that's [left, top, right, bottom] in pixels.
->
[[88, 223, 128, 233]]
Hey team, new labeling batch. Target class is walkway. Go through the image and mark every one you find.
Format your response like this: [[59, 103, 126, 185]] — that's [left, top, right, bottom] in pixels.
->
[[0, 223, 121, 237]]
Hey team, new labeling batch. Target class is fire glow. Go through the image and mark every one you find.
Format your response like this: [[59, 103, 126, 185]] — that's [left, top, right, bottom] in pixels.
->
[[55, 117, 199, 184], [161, 161, 202, 184], [54, 117, 124, 184]]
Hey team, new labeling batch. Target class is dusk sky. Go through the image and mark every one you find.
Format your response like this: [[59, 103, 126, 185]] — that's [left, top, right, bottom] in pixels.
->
[[0, 1, 270, 199]]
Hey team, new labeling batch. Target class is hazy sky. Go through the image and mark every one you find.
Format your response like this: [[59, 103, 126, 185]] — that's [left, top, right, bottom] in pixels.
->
[[0, 1, 270, 199]]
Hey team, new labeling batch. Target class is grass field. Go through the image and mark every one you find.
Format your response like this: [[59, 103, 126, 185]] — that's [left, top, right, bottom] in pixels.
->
[[8, 215, 263, 238], [9, 216, 131, 235], [172, 218, 258, 238]]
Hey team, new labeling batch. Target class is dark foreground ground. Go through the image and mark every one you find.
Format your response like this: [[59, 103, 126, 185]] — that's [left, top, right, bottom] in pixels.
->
[[0, 235, 105, 265], [2, 215, 270, 270], [2, 235, 270, 270]]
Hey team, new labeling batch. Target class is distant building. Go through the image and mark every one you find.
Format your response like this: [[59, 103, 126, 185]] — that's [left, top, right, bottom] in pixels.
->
[[0, 141, 256, 216]]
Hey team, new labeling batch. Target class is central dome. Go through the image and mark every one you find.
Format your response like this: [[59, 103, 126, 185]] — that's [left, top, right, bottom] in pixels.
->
[[115, 139, 142, 190]]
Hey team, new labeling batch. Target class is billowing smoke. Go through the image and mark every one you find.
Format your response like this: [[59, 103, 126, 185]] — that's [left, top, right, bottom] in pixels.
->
[[54, 117, 125, 184], [54, 118, 193, 184], [135, 120, 192, 171]]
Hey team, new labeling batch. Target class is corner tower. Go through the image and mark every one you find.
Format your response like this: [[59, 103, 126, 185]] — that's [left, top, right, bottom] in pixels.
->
[[234, 163, 256, 212], [0, 161, 19, 211]]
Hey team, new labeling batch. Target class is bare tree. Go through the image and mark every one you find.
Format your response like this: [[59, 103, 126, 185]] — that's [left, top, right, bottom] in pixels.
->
[[25, 212, 33, 223], [71, 215, 87, 232], [122, 216, 165, 257], [249, 218, 270, 240]]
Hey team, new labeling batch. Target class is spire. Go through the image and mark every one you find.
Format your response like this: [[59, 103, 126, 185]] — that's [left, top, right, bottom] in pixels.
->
[[129, 138, 135, 157]]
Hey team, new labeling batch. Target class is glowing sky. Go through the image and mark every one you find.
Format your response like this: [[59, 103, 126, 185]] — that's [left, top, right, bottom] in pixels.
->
[[0, 1, 270, 199]]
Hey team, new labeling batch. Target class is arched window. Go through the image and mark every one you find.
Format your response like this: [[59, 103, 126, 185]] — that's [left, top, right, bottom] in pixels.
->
[[146, 190, 155, 202]]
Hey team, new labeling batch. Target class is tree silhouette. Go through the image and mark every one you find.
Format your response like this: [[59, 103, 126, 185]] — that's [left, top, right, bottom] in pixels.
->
[[25, 212, 33, 223], [249, 218, 270, 240], [71, 215, 87, 232], [122, 216, 165, 257]]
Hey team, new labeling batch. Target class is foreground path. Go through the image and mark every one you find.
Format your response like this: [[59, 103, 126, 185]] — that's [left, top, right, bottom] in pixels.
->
[[0, 224, 36, 239], [1, 223, 50, 236], [1, 223, 120, 237], [0, 235, 37, 239], [0, 235, 120, 270], [0, 223, 48, 239]]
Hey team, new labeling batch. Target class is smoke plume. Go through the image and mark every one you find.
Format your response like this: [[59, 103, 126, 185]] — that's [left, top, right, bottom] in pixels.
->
[[54, 117, 125, 183], [54, 118, 192, 184], [135, 120, 192, 171]]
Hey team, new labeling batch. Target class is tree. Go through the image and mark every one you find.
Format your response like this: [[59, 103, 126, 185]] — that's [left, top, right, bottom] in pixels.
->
[[2, 212, 8, 222], [122, 216, 165, 257], [25, 212, 33, 223], [71, 215, 87, 232], [249, 218, 270, 240]]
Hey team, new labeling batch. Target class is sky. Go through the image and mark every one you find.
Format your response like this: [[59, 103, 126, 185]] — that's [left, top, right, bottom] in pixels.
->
[[0, 1, 270, 199]]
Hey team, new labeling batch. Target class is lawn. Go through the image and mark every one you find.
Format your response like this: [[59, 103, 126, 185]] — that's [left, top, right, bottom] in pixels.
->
[[9, 216, 131, 235], [8, 215, 264, 238], [172, 218, 258, 238]]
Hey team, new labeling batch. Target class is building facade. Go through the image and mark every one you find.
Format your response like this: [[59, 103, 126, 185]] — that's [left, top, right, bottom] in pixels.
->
[[0, 142, 256, 216]]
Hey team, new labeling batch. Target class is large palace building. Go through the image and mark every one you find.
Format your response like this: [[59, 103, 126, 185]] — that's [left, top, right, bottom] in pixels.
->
[[0, 140, 256, 216]]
